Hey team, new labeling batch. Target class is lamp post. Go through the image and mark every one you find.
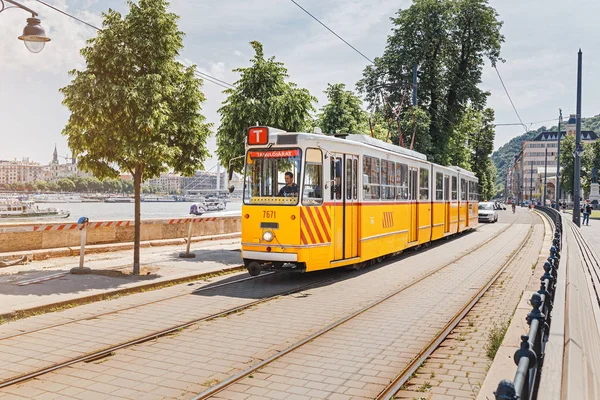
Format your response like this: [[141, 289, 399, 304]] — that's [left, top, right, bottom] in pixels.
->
[[555, 110, 562, 210], [0, 0, 51, 53], [573, 50, 583, 227]]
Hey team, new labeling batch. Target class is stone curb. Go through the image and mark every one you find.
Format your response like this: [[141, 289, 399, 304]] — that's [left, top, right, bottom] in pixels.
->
[[0, 232, 241, 262], [0, 264, 245, 323]]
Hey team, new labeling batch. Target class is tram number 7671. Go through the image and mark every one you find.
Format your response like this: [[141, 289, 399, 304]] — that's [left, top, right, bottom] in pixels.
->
[[263, 210, 276, 219]]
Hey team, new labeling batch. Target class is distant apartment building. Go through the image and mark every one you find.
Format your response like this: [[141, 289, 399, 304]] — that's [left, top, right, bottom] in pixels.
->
[[509, 114, 598, 203], [144, 173, 183, 193], [0, 158, 42, 185]]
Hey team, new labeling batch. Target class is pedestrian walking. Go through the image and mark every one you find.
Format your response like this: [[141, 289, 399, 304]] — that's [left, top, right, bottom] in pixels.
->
[[583, 201, 592, 226]]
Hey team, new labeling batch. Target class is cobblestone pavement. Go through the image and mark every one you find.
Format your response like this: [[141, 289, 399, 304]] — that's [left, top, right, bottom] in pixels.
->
[[394, 208, 544, 400], [0, 215, 528, 400]]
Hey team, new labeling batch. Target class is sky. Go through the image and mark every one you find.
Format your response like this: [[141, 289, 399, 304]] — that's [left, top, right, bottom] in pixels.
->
[[2, 0, 600, 172]]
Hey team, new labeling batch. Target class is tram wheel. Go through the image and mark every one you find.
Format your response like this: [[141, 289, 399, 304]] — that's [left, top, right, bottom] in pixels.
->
[[247, 262, 261, 276]]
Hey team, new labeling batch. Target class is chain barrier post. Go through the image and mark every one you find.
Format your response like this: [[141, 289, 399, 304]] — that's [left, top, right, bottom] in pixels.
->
[[70, 216, 91, 274], [179, 218, 196, 258]]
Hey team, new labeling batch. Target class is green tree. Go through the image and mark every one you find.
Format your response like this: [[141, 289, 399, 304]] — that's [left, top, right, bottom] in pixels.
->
[[216, 41, 316, 171], [318, 83, 368, 134], [34, 180, 47, 192], [60, 0, 211, 274], [57, 178, 76, 192], [358, 0, 503, 165], [468, 108, 496, 199], [46, 181, 59, 192], [559, 135, 594, 198]]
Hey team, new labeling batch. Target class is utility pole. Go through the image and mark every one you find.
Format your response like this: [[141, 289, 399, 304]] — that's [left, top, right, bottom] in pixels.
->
[[529, 162, 534, 203], [573, 49, 583, 227], [543, 147, 548, 206], [412, 64, 418, 106], [555, 109, 562, 210]]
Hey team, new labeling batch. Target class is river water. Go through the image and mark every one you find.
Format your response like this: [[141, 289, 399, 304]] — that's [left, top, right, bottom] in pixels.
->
[[34, 201, 243, 222]]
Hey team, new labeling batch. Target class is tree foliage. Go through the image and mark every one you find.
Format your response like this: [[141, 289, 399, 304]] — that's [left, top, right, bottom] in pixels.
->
[[559, 135, 595, 198], [357, 0, 503, 165], [468, 108, 496, 199], [318, 83, 368, 134], [60, 0, 211, 274], [216, 41, 316, 171]]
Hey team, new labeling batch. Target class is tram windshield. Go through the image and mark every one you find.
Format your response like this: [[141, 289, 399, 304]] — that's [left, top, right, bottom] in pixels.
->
[[244, 148, 302, 205]]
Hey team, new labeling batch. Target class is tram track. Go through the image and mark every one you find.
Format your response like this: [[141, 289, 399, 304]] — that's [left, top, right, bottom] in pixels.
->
[[0, 216, 521, 393], [377, 214, 535, 399], [190, 214, 531, 399], [0, 271, 344, 389]]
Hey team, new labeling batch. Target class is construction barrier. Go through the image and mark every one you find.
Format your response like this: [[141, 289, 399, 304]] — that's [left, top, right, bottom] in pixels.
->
[[0, 215, 241, 253]]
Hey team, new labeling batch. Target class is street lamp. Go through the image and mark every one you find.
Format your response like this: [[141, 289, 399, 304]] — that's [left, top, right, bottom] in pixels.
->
[[0, 0, 51, 53]]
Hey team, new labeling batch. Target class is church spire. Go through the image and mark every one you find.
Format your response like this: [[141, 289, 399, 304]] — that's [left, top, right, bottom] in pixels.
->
[[53, 144, 58, 164]]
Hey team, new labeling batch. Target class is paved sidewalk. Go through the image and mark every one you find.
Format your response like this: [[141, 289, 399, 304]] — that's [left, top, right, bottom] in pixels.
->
[[0, 237, 243, 317]]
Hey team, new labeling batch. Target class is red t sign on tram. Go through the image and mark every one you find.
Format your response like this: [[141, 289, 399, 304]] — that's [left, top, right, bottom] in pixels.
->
[[247, 127, 269, 145]]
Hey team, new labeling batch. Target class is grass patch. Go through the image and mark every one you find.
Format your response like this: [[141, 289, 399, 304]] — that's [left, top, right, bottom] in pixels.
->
[[416, 381, 432, 392], [485, 320, 510, 360], [202, 378, 220, 387]]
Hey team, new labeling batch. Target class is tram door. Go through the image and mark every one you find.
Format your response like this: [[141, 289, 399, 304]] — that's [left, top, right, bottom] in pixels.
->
[[408, 167, 419, 243], [331, 154, 359, 261], [464, 180, 470, 228], [444, 175, 450, 233], [344, 156, 359, 259]]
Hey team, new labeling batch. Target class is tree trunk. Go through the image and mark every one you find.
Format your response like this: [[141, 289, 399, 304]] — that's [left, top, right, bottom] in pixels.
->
[[133, 165, 142, 275]]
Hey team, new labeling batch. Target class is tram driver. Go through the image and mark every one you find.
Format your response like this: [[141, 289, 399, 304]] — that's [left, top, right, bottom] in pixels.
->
[[279, 171, 299, 197]]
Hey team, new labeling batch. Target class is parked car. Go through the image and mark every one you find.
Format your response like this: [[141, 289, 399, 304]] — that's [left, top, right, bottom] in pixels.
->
[[478, 202, 498, 223]]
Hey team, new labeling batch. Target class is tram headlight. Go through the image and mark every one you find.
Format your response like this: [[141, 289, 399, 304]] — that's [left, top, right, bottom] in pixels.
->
[[262, 230, 274, 242]]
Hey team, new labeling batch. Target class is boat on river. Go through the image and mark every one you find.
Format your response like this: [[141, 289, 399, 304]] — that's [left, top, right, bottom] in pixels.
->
[[0, 199, 70, 220]]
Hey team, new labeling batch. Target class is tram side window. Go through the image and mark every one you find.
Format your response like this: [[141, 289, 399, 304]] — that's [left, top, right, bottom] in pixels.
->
[[435, 172, 443, 201], [381, 160, 395, 200], [419, 168, 429, 200], [363, 156, 380, 200], [461, 178, 467, 201], [472, 182, 479, 201], [353, 159, 358, 200], [396, 163, 408, 200], [451, 176, 458, 201], [302, 148, 323, 205]]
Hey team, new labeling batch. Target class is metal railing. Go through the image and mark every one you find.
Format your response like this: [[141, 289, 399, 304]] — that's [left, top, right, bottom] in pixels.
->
[[494, 206, 562, 400]]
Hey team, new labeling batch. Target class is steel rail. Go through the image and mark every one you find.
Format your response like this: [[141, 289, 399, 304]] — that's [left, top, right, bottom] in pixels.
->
[[191, 217, 524, 400], [377, 213, 535, 399]]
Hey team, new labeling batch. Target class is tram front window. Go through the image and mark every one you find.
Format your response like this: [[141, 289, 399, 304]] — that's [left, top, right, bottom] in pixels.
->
[[244, 148, 302, 205]]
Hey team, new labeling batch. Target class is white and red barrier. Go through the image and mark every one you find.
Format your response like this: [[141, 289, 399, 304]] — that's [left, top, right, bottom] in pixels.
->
[[0, 216, 222, 234], [0, 215, 241, 254]]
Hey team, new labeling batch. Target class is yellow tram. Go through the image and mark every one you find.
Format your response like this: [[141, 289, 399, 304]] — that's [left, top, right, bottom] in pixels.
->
[[238, 126, 479, 276]]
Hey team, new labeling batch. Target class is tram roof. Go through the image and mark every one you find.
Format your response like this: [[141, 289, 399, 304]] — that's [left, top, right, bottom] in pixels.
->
[[287, 131, 428, 161], [449, 166, 477, 178]]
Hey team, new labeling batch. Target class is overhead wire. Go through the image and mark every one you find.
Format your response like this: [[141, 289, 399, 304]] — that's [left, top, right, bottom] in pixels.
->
[[288, 0, 375, 65], [34, 0, 235, 90], [494, 65, 528, 134]]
